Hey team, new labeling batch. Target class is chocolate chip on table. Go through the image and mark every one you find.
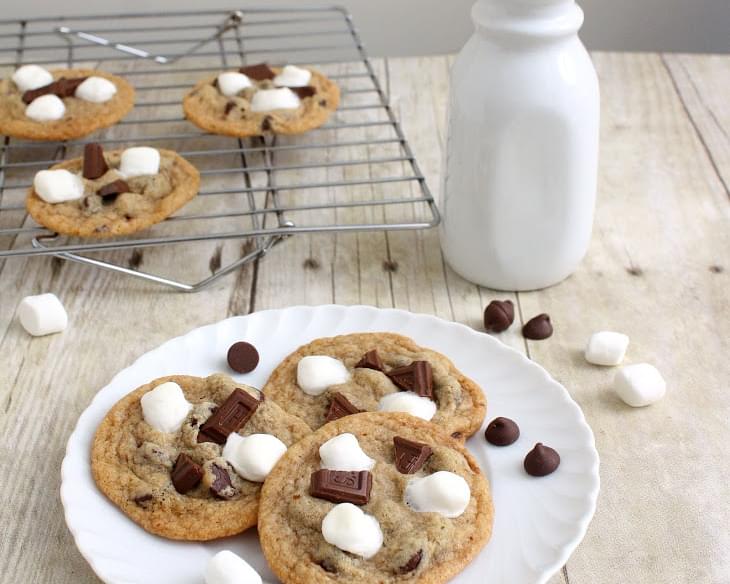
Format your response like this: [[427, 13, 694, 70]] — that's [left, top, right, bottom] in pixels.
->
[[485, 416, 520, 446], [354, 349, 384, 372], [393, 436, 432, 474], [197, 388, 261, 444], [97, 179, 130, 203], [483, 299, 515, 333], [398, 549, 423, 574], [522, 313, 553, 340], [524, 443, 560, 477], [387, 361, 433, 399], [210, 464, 236, 499], [325, 392, 361, 422], [82, 143, 109, 179], [309, 469, 373, 505], [226, 341, 260, 374], [171, 453, 203, 494], [239, 63, 275, 80], [291, 86, 316, 99]]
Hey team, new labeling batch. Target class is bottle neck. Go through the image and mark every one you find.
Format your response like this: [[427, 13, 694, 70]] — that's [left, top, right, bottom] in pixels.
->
[[472, 0, 584, 40]]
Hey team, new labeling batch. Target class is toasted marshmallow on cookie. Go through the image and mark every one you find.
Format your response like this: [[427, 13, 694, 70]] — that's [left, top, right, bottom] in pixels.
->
[[250, 87, 300, 112], [405, 471, 471, 518], [140, 381, 192, 433], [75, 76, 117, 103], [33, 169, 84, 203], [12, 64, 53, 92], [17, 293, 68, 336], [119, 147, 160, 178], [217, 71, 252, 96], [296, 355, 350, 396], [25, 94, 66, 121], [319, 433, 375, 471], [322, 503, 383, 559], [223, 433, 287, 482], [205, 550, 262, 584], [273, 65, 311, 88], [378, 391, 436, 421]]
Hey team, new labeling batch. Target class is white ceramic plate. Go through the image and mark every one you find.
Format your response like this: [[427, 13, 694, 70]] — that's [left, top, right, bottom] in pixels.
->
[[62, 305, 599, 584]]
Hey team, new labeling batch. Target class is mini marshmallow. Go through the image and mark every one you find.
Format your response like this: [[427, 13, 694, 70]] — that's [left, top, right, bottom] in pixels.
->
[[25, 94, 66, 121], [33, 169, 84, 204], [12, 64, 53, 92], [140, 381, 192, 433], [205, 550, 262, 584], [75, 76, 117, 103], [296, 355, 350, 396], [17, 293, 68, 336], [217, 71, 252, 96], [405, 471, 471, 518], [614, 363, 666, 407], [378, 391, 437, 421], [585, 331, 630, 366], [273, 65, 312, 88], [223, 433, 287, 482], [250, 87, 300, 112], [322, 503, 383, 559], [319, 433, 375, 471], [119, 147, 160, 178]]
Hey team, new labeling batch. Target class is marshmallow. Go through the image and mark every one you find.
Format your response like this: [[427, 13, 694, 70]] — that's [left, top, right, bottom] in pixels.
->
[[17, 293, 68, 336], [217, 71, 252, 96], [140, 381, 192, 433], [319, 433, 375, 471], [119, 147, 160, 178], [405, 471, 471, 518], [614, 363, 666, 407], [273, 65, 312, 88], [33, 169, 84, 203], [250, 88, 300, 112], [322, 503, 383, 559], [205, 550, 262, 584], [75, 76, 117, 103], [585, 331, 629, 366], [25, 94, 65, 121], [378, 391, 437, 421], [223, 433, 287, 482], [296, 355, 350, 396], [12, 64, 53, 92]]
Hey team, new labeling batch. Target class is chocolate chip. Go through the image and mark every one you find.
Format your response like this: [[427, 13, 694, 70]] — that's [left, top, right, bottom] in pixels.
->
[[398, 549, 423, 574], [133, 493, 153, 507], [239, 63, 275, 80], [393, 436, 432, 474], [354, 349, 384, 371], [54, 76, 88, 97], [21, 81, 55, 104], [291, 86, 316, 99], [483, 299, 514, 333], [210, 464, 236, 499], [310, 469, 372, 505], [261, 115, 273, 132], [451, 432, 462, 440], [387, 361, 433, 399], [97, 179, 130, 203], [82, 143, 109, 179], [319, 99, 327, 107], [522, 313, 553, 340], [226, 341, 260, 373], [524, 443, 560, 477], [197, 388, 261, 444], [325, 392, 361, 422], [485, 417, 520, 446], [171, 453, 203, 494], [224, 100, 236, 115]]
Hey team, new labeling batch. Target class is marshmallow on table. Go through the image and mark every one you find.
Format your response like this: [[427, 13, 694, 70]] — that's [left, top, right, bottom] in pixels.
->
[[614, 363, 666, 407], [250, 88, 300, 112], [585, 331, 629, 366], [140, 381, 192, 433], [319, 433, 375, 471], [33, 169, 84, 203], [17, 293, 68, 336], [223, 433, 287, 482], [119, 147, 160, 178], [205, 550, 262, 584], [296, 355, 350, 396], [378, 391, 437, 421], [12, 64, 53, 92], [322, 503, 383, 559], [405, 471, 471, 518], [25, 94, 65, 121], [217, 71, 252, 96], [75, 76, 117, 103], [273, 65, 312, 88]]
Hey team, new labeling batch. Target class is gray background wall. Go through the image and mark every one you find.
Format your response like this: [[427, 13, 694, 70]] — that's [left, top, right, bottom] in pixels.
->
[[3, 0, 729, 56]]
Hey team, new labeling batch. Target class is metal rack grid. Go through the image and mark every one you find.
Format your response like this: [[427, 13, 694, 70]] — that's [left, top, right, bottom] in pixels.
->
[[0, 6, 439, 291]]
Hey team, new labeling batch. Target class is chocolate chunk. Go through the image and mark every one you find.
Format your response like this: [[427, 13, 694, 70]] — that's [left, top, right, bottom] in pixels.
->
[[524, 443, 560, 477], [22, 76, 88, 103], [522, 313, 553, 340], [210, 464, 236, 499], [227, 341, 260, 373], [393, 436, 432, 474], [224, 100, 236, 115], [22, 81, 55, 104], [485, 416, 520, 446], [309, 469, 372, 505], [325, 392, 361, 422], [171, 453, 203, 494], [387, 361, 433, 399], [354, 349, 384, 371], [239, 63, 275, 80], [133, 493, 153, 507], [319, 99, 327, 107], [483, 299, 515, 333], [97, 179, 130, 203], [291, 86, 316, 99], [398, 549, 423, 574], [197, 388, 260, 444], [83, 143, 109, 179], [451, 432, 462, 440], [261, 115, 273, 132]]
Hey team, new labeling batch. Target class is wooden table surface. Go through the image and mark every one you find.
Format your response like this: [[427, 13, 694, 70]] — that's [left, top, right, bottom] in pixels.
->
[[1, 52, 728, 584]]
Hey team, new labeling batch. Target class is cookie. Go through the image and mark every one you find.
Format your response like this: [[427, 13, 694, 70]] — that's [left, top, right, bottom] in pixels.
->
[[0, 68, 134, 141], [91, 374, 311, 541], [262, 332, 487, 438], [258, 412, 493, 583], [26, 146, 200, 238], [182, 64, 339, 137]]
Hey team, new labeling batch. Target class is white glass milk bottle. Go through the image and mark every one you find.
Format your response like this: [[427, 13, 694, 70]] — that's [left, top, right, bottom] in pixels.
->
[[440, 0, 599, 290]]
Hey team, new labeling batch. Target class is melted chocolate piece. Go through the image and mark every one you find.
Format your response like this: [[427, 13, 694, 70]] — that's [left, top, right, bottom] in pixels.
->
[[171, 454, 203, 494], [21, 81, 55, 104], [393, 436, 432, 474], [522, 314, 553, 340], [325, 392, 361, 422], [291, 86, 316, 99], [309, 469, 372, 505], [226, 341, 260, 373], [398, 549, 423, 574], [483, 299, 515, 333], [239, 63, 275, 80], [485, 416, 520, 446], [354, 349, 384, 371], [524, 443, 560, 477], [387, 361, 433, 399], [97, 179, 130, 203], [197, 388, 260, 444], [22, 76, 88, 104], [210, 464, 236, 499], [82, 143, 109, 179]]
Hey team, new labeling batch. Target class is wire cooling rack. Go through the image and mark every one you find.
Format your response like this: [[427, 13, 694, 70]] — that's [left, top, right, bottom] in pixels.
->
[[0, 7, 438, 291]]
